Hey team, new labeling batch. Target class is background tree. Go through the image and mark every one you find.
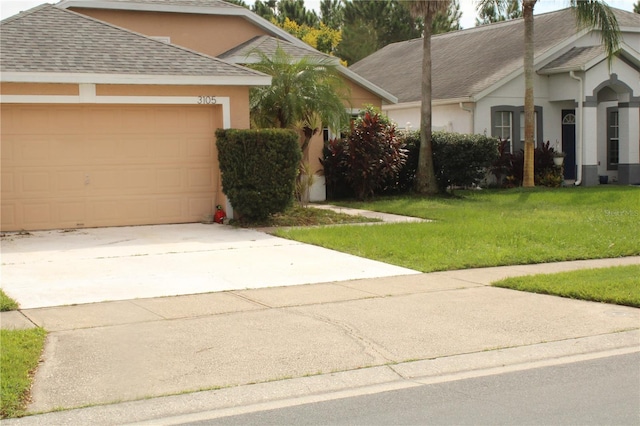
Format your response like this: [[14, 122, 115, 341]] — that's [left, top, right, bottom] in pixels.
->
[[251, 0, 318, 26], [277, 0, 319, 26], [277, 18, 341, 55], [320, 0, 344, 30], [401, 0, 451, 195], [432, 0, 462, 34], [248, 46, 350, 153], [476, 0, 521, 25], [634, 1, 640, 13], [251, 0, 277, 20], [478, 0, 620, 188], [336, 0, 422, 64], [224, 0, 248, 7]]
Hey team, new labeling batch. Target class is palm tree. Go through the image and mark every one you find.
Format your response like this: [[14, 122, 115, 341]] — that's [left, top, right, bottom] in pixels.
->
[[401, 0, 451, 195], [248, 46, 350, 154], [478, 0, 620, 187]]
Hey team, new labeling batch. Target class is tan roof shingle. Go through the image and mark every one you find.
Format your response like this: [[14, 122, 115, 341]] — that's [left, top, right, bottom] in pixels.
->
[[0, 4, 264, 79], [349, 8, 640, 103]]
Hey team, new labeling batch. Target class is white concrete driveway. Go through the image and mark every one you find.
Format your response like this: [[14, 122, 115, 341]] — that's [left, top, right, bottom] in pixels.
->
[[1, 223, 419, 309]]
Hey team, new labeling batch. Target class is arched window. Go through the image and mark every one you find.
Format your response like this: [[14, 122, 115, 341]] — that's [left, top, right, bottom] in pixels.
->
[[562, 114, 576, 125]]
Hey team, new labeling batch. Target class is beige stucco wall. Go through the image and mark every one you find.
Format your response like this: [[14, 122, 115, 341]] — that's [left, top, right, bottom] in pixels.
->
[[96, 84, 251, 129], [0, 83, 79, 95], [345, 80, 383, 110], [70, 8, 270, 58]]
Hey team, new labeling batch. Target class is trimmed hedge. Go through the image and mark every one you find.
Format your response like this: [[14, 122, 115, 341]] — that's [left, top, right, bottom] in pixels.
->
[[216, 129, 301, 220]]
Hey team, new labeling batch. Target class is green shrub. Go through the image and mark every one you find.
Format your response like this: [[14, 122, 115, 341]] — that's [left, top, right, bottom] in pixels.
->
[[323, 128, 498, 198], [492, 140, 563, 188], [216, 129, 301, 220], [394, 131, 499, 194], [432, 131, 499, 193], [342, 108, 406, 200]]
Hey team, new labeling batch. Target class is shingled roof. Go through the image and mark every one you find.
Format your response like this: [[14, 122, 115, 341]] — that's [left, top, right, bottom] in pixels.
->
[[57, 0, 397, 103], [349, 7, 640, 103], [0, 4, 268, 83], [60, 0, 244, 10], [219, 35, 339, 64]]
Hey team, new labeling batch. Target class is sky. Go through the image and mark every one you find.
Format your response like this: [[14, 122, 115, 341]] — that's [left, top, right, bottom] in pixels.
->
[[1, 0, 636, 27]]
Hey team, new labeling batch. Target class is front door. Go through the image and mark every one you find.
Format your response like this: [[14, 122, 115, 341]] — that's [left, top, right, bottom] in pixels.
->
[[562, 110, 577, 180]]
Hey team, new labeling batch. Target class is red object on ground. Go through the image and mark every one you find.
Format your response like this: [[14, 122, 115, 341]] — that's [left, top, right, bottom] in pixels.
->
[[214, 205, 226, 224]]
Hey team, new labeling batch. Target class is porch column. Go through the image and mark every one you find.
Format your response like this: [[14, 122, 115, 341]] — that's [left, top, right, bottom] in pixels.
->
[[618, 104, 640, 185], [581, 105, 599, 186]]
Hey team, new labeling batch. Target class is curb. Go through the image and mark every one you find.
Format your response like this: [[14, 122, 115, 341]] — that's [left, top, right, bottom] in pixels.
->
[[5, 330, 638, 426]]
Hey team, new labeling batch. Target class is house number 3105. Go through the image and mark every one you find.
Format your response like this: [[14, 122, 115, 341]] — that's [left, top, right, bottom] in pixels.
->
[[198, 96, 217, 104]]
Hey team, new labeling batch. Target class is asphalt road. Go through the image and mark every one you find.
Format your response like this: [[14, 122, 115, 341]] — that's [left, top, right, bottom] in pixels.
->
[[183, 352, 640, 425]]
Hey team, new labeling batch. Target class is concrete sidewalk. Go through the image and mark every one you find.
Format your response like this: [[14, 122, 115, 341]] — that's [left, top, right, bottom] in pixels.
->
[[3, 257, 639, 425]]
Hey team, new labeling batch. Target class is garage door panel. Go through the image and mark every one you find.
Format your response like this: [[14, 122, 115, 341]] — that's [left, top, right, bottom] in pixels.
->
[[155, 137, 183, 158], [2, 173, 16, 197], [58, 201, 86, 224], [19, 139, 52, 164], [86, 107, 122, 134], [156, 199, 184, 220], [157, 169, 183, 189], [52, 107, 86, 134], [23, 203, 52, 227], [120, 108, 153, 134], [57, 170, 87, 192], [1, 104, 220, 231], [154, 108, 184, 133], [1, 136, 14, 161], [87, 136, 118, 161], [22, 171, 53, 193], [189, 197, 214, 219], [187, 137, 214, 158], [90, 169, 123, 191], [2, 203, 16, 228], [56, 136, 89, 165], [187, 108, 215, 131], [188, 168, 214, 189], [124, 199, 154, 220]]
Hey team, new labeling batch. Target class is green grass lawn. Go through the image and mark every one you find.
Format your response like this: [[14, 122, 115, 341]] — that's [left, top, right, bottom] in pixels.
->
[[276, 186, 640, 272], [1, 289, 19, 312], [493, 265, 640, 307], [1, 328, 47, 418], [0, 290, 47, 419]]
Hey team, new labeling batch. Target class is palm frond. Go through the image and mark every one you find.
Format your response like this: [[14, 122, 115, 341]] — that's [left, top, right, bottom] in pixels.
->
[[570, 0, 621, 67], [399, 0, 451, 18]]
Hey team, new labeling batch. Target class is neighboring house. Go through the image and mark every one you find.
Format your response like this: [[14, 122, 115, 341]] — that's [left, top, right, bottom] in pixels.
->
[[58, 0, 397, 201], [350, 8, 640, 186], [0, 1, 395, 232]]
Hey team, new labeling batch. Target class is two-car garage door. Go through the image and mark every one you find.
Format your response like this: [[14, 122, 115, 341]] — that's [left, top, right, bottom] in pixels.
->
[[1, 104, 221, 231]]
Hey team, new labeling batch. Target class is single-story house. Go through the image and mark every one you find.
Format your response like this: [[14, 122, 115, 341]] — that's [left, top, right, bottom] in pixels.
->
[[1, 0, 395, 232], [57, 0, 396, 200], [350, 7, 640, 186]]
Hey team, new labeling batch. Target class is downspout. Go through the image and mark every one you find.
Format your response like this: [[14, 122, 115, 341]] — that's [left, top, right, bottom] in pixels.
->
[[569, 71, 583, 186], [459, 102, 474, 133]]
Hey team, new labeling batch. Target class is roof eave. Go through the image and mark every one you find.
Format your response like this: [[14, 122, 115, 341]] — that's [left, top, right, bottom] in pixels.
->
[[0, 72, 272, 86], [383, 98, 474, 111], [473, 28, 593, 101], [538, 42, 640, 75], [56, 0, 313, 51], [224, 53, 342, 66]]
